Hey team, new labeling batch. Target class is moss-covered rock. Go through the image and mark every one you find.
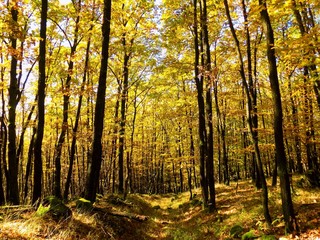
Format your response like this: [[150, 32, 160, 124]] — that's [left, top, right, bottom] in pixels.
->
[[36, 196, 72, 221], [76, 198, 93, 212]]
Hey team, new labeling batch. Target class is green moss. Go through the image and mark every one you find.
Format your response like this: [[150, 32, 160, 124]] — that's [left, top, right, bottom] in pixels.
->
[[241, 230, 258, 240]]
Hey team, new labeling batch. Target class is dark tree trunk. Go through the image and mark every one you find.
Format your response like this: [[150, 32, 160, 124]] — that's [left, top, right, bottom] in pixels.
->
[[118, 41, 130, 194], [8, 4, 20, 205], [193, 0, 208, 207], [221, 124, 229, 185], [110, 86, 120, 194], [85, 0, 112, 202], [126, 86, 140, 196], [224, 0, 271, 225], [33, 0, 47, 204], [187, 167, 193, 200], [64, 18, 91, 200], [54, 7, 80, 198], [200, 0, 216, 210], [213, 48, 223, 184], [259, 0, 298, 233], [0, 61, 6, 204], [0, 117, 6, 205], [288, 72, 303, 173], [24, 127, 36, 202]]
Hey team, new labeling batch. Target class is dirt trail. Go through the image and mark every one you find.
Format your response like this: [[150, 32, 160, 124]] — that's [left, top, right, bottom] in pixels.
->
[[115, 192, 209, 240]]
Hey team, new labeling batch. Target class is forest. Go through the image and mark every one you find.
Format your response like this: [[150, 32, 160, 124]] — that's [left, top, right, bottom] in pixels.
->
[[0, 0, 320, 239]]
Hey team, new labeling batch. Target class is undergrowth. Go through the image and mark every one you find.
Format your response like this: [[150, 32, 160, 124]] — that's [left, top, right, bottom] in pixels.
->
[[0, 175, 319, 239]]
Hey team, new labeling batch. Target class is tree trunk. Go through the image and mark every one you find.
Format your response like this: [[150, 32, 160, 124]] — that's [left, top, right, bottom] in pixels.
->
[[118, 39, 130, 194], [259, 0, 298, 233], [288, 72, 303, 173], [64, 18, 92, 200], [24, 127, 36, 202], [33, 0, 47, 204], [0, 117, 6, 205], [8, 3, 20, 205], [224, 0, 271, 225], [200, 0, 215, 210], [54, 7, 80, 198], [85, 0, 112, 202], [193, 0, 208, 207]]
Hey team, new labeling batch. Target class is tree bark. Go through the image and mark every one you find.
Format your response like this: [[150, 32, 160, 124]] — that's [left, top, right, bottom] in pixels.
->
[[24, 127, 36, 202], [259, 0, 298, 233], [85, 0, 112, 202], [8, 3, 20, 205], [33, 0, 48, 204], [118, 36, 130, 194], [201, 0, 216, 210], [193, 0, 208, 207]]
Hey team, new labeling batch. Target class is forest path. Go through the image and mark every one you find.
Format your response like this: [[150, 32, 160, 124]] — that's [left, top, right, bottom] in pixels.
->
[[140, 192, 204, 239]]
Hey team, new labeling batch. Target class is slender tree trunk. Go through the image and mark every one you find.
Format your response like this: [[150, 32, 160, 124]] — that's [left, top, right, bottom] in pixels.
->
[[54, 9, 80, 198], [0, 117, 6, 205], [111, 87, 120, 194], [193, 0, 208, 207], [213, 71, 223, 184], [33, 0, 47, 204], [288, 72, 303, 173], [201, 0, 215, 210], [221, 121, 229, 185], [118, 41, 130, 194], [241, 88, 248, 179], [0, 62, 7, 204], [85, 0, 112, 202], [259, 0, 298, 233], [224, 0, 271, 225], [24, 127, 36, 202], [8, 3, 20, 205], [64, 21, 91, 200], [187, 109, 197, 188]]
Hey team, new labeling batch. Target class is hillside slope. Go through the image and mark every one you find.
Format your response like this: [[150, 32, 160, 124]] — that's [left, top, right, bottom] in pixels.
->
[[0, 176, 319, 239]]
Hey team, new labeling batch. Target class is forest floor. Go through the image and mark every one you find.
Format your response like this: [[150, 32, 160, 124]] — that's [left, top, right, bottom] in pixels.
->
[[0, 175, 319, 239]]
